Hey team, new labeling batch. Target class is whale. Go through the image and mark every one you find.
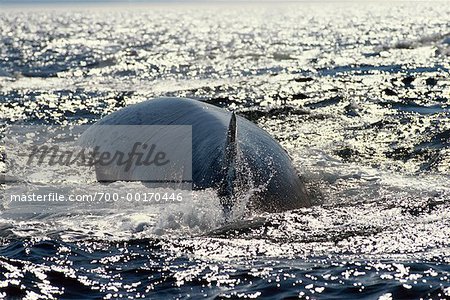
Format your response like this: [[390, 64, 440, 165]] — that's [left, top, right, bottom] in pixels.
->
[[80, 97, 310, 213]]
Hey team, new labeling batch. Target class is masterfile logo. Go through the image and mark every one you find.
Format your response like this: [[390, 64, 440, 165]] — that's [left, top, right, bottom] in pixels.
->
[[3, 125, 192, 184]]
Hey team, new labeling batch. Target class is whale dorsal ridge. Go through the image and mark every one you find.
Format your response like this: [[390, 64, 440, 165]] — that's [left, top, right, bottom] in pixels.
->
[[218, 112, 237, 215]]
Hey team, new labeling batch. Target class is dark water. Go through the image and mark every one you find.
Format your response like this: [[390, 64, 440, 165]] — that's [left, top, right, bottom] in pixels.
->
[[0, 2, 449, 299]]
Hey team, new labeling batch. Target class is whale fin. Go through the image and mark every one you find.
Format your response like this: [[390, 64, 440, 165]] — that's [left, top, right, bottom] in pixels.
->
[[219, 112, 237, 217]]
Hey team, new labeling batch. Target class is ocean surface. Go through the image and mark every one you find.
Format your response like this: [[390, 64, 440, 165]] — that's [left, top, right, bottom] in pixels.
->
[[0, 2, 450, 299]]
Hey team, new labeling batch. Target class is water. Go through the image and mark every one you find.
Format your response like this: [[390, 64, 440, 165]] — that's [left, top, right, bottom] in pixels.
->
[[1, 2, 450, 299]]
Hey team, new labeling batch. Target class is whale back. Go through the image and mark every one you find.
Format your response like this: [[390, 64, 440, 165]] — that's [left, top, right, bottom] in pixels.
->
[[82, 97, 310, 212]]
